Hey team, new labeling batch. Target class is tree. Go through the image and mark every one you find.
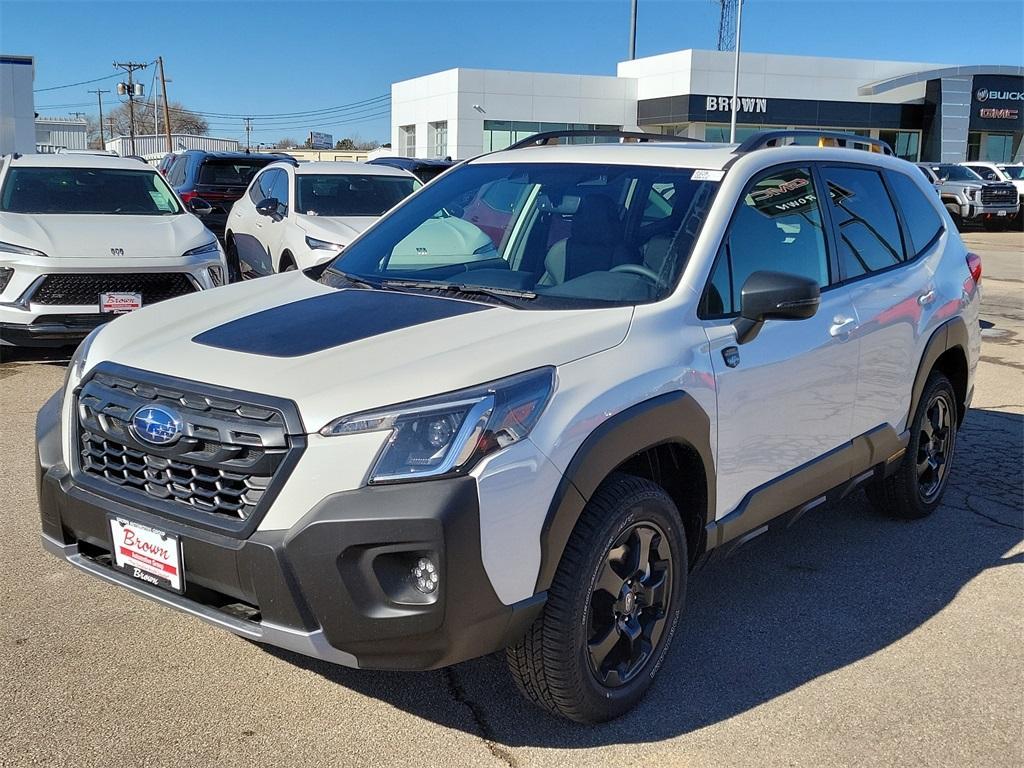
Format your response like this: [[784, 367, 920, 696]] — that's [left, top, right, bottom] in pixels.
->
[[332, 135, 380, 151], [103, 100, 208, 138], [272, 137, 298, 149], [334, 138, 356, 150]]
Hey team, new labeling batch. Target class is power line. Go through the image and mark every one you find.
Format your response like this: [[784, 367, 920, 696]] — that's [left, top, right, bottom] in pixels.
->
[[33, 71, 120, 93], [159, 93, 390, 120]]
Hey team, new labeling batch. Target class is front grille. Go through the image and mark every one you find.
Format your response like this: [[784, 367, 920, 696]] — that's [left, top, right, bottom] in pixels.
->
[[981, 186, 1017, 204], [75, 367, 301, 529], [32, 273, 196, 306]]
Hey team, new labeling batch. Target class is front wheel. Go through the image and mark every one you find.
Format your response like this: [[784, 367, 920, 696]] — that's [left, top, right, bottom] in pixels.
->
[[944, 204, 963, 231], [225, 238, 243, 283], [867, 372, 958, 519], [506, 473, 687, 723]]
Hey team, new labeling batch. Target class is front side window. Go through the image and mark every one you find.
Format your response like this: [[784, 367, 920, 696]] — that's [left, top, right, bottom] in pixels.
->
[[296, 174, 418, 217], [930, 164, 982, 182], [270, 170, 290, 216], [0, 167, 181, 215], [702, 166, 829, 317], [249, 168, 279, 203], [325, 162, 718, 308], [968, 165, 1000, 181], [999, 165, 1024, 180], [821, 166, 906, 279]]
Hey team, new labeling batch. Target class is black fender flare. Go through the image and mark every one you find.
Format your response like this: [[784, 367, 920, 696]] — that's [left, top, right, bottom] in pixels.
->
[[533, 391, 715, 592], [909, 316, 970, 426]]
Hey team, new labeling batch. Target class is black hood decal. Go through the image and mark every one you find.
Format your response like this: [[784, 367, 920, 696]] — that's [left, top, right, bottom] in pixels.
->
[[193, 289, 491, 358]]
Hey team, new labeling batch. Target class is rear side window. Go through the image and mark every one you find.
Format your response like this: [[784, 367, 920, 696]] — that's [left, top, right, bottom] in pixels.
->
[[701, 166, 830, 317], [886, 171, 943, 256], [820, 166, 905, 280]]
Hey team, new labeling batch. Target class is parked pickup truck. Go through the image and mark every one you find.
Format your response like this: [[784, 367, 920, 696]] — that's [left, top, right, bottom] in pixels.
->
[[917, 162, 1019, 231]]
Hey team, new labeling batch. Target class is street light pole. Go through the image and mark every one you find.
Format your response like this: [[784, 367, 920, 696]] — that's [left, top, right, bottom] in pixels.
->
[[729, 0, 744, 143]]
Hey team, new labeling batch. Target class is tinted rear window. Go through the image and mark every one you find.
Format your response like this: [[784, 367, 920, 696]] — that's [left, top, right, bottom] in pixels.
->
[[198, 159, 271, 187]]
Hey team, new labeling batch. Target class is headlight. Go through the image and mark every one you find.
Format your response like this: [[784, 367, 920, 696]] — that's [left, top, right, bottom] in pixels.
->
[[320, 367, 556, 482], [182, 239, 221, 258], [63, 325, 103, 394], [967, 188, 981, 201], [305, 236, 345, 252], [0, 240, 47, 258]]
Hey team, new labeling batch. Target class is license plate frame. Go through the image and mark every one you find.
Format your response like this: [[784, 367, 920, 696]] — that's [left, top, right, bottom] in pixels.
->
[[100, 292, 143, 314], [108, 516, 184, 593]]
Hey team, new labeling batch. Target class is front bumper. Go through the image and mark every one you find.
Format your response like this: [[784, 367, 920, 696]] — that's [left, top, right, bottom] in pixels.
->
[[963, 201, 1020, 219], [0, 252, 225, 346], [36, 391, 543, 670]]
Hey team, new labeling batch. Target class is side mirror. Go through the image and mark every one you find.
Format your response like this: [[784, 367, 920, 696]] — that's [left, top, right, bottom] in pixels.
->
[[188, 197, 213, 216], [732, 270, 820, 344], [256, 197, 280, 217]]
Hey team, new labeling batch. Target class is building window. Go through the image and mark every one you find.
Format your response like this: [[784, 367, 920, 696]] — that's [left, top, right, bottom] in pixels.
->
[[428, 121, 448, 158], [879, 130, 921, 162], [703, 124, 786, 142], [482, 121, 620, 151], [399, 124, 416, 157], [970, 132, 1023, 163]]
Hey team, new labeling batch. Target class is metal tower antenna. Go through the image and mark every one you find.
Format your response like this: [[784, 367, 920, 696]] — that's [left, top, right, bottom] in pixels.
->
[[717, 0, 738, 51]]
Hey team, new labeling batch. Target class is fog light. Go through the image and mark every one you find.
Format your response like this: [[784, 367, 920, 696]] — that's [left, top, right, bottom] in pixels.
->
[[412, 557, 439, 594], [0, 267, 12, 295]]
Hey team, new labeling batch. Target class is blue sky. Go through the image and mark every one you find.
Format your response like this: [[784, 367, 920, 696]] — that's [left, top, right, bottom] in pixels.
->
[[3, 0, 1022, 144]]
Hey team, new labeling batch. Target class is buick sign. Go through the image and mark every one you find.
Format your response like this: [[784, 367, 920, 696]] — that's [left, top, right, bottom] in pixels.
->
[[977, 88, 1023, 102], [131, 406, 183, 446]]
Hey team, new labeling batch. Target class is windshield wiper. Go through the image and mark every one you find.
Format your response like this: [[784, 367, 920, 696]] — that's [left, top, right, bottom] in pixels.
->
[[328, 269, 383, 290], [382, 280, 537, 306]]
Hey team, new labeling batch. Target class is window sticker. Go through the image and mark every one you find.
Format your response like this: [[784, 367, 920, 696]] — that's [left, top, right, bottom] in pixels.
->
[[691, 169, 725, 182]]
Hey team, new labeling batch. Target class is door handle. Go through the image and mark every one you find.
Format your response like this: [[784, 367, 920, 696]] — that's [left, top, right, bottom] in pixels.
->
[[918, 290, 936, 306], [830, 317, 857, 337]]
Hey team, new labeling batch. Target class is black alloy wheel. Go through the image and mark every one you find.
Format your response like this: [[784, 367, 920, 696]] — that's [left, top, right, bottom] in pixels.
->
[[917, 391, 955, 503], [587, 522, 673, 687]]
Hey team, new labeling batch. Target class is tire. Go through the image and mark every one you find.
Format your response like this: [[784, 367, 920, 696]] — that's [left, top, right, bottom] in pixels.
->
[[225, 238, 243, 283], [867, 372, 958, 519], [944, 204, 963, 231], [983, 218, 1008, 232], [506, 473, 687, 723]]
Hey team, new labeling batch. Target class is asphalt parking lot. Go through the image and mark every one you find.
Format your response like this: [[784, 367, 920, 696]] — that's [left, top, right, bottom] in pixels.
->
[[1, 231, 1021, 768]]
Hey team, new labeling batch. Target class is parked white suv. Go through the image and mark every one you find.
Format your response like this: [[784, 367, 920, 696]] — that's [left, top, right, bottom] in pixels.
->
[[37, 130, 980, 723], [225, 161, 420, 277], [0, 153, 226, 346]]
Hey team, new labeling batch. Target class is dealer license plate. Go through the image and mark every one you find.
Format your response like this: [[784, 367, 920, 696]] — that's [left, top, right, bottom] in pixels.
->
[[997, 210, 1007, 217], [100, 292, 143, 314], [108, 517, 183, 592]]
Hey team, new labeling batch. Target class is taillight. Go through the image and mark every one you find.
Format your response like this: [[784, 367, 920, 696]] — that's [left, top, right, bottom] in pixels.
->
[[179, 190, 197, 203], [966, 252, 982, 285]]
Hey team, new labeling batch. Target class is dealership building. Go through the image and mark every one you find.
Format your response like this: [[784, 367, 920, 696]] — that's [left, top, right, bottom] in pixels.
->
[[391, 49, 1024, 163]]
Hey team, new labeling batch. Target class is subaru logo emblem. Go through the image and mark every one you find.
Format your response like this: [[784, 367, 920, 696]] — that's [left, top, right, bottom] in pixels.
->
[[131, 406, 182, 446]]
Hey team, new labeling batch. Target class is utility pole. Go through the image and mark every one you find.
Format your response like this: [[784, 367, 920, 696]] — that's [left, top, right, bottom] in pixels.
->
[[728, 0, 744, 143], [158, 56, 173, 152], [628, 0, 638, 60], [114, 60, 148, 155], [88, 88, 109, 148], [243, 117, 253, 151]]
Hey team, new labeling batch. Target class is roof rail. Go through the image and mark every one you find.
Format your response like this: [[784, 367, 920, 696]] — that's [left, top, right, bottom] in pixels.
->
[[733, 130, 894, 156], [506, 129, 701, 151]]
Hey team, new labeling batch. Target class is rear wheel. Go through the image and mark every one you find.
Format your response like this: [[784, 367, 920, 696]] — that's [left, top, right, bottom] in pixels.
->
[[867, 372, 957, 519], [506, 473, 687, 723]]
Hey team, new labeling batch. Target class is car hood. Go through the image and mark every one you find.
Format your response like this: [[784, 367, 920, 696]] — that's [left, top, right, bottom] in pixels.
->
[[86, 271, 633, 432], [0, 212, 211, 259], [297, 214, 377, 245]]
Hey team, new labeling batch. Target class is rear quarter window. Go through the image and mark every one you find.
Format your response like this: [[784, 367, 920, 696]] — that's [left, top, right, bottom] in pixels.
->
[[886, 170, 944, 256]]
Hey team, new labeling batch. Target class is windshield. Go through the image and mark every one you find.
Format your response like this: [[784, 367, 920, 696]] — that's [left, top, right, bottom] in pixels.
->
[[999, 165, 1024, 180], [933, 165, 982, 182], [0, 167, 182, 215], [324, 162, 718, 308], [296, 174, 419, 216]]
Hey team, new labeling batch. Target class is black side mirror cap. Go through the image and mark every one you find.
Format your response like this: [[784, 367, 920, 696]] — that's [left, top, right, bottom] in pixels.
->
[[732, 270, 821, 344], [188, 197, 213, 216], [255, 197, 279, 217]]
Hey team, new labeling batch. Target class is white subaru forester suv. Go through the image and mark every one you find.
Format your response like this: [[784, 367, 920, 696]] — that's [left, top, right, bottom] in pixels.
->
[[37, 130, 980, 723], [0, 152, 226, 347]]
